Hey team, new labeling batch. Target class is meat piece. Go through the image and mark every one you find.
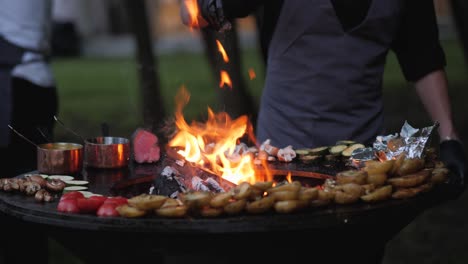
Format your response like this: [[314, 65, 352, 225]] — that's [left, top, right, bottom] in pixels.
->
[[132, 128, 161, 163]]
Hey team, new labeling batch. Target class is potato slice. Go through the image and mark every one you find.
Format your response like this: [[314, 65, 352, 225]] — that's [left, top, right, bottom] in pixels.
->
[[298, 187, 319, 201], [232, 182, 253, 200], [246, 196, 275, 214], [387, 169, 430, 188], [335, 183, 365, 197], [364, 160, 395, 175], [182, 191, 213, 209], [127, 194, 168, 210], [397, 158, 425, 176], [431, 167, 449, 184], [367, 173, 387, 187], [317, 189, 335, 201], [274, 200, 307, 214], [267, 181, 302, 194], [391, 182, 433, 199], [200, 207, 224, 217], [210, 192, 233, 208], [336, 170, 368, 185], [252, 181, 273, 192], [116, 204, 147, 218], [334, 190, 360, 204], [389, 153, 406, 177], [360, 185, 392, 203], [224, 199, 246, 215], [155, 206, 188, 218], [272, 190, 299, 201]]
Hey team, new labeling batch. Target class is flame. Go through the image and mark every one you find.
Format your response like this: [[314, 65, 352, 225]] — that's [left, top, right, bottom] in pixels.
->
[[248, 68, 256, 80], [184, 0, 201, 28], [219, 70, 232, 89], [286, 171, 292, 183], [169, 86, 257, 184], [216, 40, 230, 63]]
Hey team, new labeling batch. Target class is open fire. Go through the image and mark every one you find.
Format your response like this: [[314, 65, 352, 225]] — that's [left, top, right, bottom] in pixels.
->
[[168, 86, 260, 185]]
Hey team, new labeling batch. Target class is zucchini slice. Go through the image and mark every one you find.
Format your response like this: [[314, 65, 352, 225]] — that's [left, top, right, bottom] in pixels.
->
[[335, 140, 356, 146], [64, 180, 89, 186], [295, 149, 311, 156], [299, 155, 322, 164], [309, 146, 329, 155], [48, 175, 75, 181], [329, 145, 347, 156], [341, 143, 366, 157], [63, 186, 88, 193]]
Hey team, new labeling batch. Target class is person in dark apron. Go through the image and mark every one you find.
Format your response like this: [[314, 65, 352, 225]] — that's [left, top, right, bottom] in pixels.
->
[[182, 0, 465, 189]]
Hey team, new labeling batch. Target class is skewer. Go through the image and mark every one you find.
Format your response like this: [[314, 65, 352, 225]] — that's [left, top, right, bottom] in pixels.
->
[[36, 127, 52, 142], [8, 125, 39, 148], [54, 115, 85, 142]]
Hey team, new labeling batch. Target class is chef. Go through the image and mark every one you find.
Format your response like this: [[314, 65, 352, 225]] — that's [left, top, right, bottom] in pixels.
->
[[181, 0, 465, 195]]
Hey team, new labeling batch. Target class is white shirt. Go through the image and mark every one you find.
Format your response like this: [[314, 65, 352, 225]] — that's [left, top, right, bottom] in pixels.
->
[[0, 0, 52, 53], [0, 0, 55, 87]]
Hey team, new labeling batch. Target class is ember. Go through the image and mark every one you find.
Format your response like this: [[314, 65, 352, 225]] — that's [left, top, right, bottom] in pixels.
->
[[219, 70, 232, 89]]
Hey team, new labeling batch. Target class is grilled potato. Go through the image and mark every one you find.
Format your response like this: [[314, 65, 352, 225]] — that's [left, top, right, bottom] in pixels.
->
[[387, 169, 430, 188], [391, 182, 433, 199], [336, 170, 368, 185], [366, 173, 388, 187], [127, 194, 168, 210], [360, 185, 392, 203], [116, 204, 147, 218], [224, 199, 247, 215], [431, 167, 449, 184], [274, 200, 308, 214], [209, 192, 233, 208], [298, 187, 319, 201], [364, 160, 395, 175], [246, 196, 275, 214], [155, 205, 188, 218], [397, 158, 425, 176]]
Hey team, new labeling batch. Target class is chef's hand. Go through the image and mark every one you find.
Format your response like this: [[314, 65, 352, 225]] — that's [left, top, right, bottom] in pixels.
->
[[180, 0, 232, 32], [439, 139, 467, 199]]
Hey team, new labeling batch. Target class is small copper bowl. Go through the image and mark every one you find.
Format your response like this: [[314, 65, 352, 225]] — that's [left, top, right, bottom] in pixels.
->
[[37, 142, 83, 175], [84, 137, 130, 169]]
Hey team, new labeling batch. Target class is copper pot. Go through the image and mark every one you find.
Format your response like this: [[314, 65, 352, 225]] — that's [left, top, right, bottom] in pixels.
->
[[37, 142, 83, 175], [84, 137, 130, 169]]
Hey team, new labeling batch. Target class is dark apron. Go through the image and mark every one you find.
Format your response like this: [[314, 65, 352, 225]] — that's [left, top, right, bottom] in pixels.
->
[[256, 0, 403, 148], [0, 37, 24, 147]]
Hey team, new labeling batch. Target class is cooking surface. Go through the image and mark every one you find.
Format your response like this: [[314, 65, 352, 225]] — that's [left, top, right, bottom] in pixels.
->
[[0, 153, 451, 234]]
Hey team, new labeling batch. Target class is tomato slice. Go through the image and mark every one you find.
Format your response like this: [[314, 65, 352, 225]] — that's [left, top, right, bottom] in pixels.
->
[[57, 199, 80, 214], [103, 196, 128, 206], [77, 197, 106, 213], [96, 203, 120, 217], [60, 191, 85, 201]]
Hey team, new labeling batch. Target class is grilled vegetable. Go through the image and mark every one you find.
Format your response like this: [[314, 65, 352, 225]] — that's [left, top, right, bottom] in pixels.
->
[[309, 146, 329, 155], [329, 144, 347, 156], [335, 140, 356, 146], [341, 143, 366, 157]]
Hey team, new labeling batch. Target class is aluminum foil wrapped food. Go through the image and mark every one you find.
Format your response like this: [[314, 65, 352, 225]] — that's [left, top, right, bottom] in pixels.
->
[[349, 121, 438, 167]]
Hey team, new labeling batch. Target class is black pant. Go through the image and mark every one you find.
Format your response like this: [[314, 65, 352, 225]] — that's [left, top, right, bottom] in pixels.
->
[[1, 77, 58, 178]]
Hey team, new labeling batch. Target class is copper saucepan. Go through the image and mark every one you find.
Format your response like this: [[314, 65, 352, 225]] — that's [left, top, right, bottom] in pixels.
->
[[84, 136, 130, 169], [37, 142, 84, 175]]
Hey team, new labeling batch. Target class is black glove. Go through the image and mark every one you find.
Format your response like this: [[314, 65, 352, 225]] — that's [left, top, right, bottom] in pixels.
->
[[439, 139, 467, 199], [198, 0, 232, 32]]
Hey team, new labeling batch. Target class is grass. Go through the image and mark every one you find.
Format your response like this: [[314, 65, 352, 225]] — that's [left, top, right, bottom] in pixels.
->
[[49, 39, 468, 264]]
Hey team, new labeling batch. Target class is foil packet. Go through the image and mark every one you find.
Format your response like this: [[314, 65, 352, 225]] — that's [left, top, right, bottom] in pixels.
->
[[349, 121, 438, 167]]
